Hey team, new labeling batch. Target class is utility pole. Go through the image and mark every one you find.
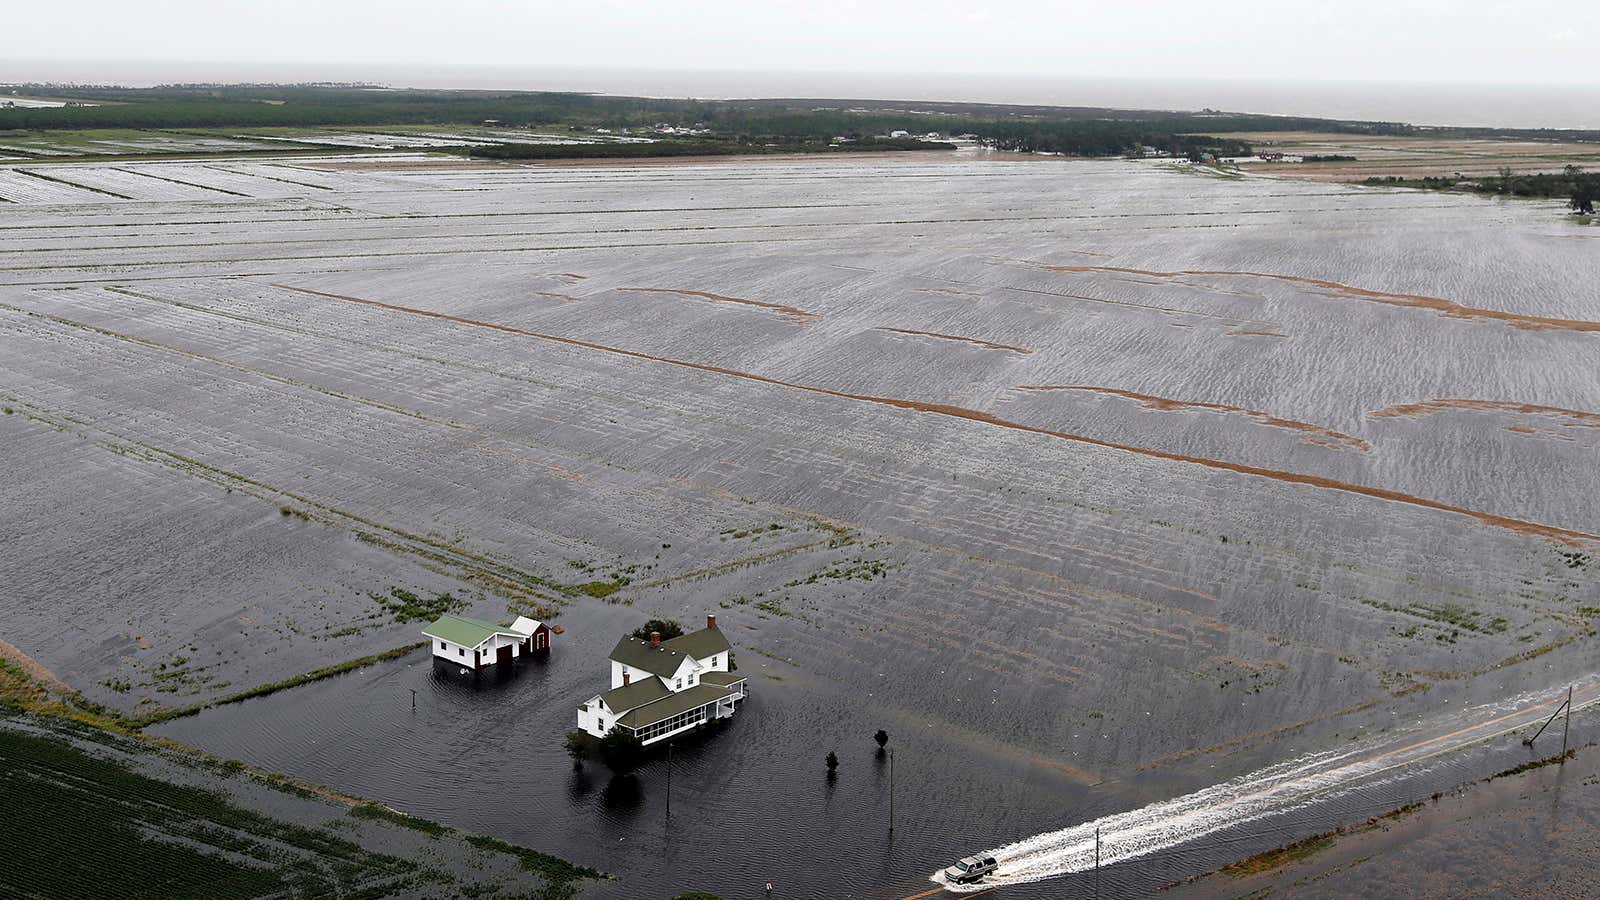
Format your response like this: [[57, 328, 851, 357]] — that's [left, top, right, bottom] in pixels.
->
[[888, 747, 895, 835], [1525, 686, 1574, 750]]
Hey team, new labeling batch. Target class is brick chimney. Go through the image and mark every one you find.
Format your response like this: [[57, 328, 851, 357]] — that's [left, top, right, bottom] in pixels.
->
[[650, 631, 661, 648], [622, 671, 631, 685], [707, 614, 717, 629]]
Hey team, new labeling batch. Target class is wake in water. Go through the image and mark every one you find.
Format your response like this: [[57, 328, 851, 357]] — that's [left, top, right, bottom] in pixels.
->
[[933, 676, 1600, 892]]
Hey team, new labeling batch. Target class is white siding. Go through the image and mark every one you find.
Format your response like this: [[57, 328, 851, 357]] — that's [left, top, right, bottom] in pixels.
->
[[669, 656, 697, 691], [577, 695, 608, 738], [431, 632, 523, 668], [431, 639, 475, 665]]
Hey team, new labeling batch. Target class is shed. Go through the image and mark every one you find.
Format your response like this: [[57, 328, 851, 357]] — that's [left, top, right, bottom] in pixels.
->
[[423, 614, 544, 670]]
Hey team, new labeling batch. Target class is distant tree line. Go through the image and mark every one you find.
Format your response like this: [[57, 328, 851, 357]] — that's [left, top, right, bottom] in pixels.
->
[[970, 119, 1253, 157], [1364, 166, 1599, 213], [7, 84, 1593, 164], [464, 136, 953, 160]]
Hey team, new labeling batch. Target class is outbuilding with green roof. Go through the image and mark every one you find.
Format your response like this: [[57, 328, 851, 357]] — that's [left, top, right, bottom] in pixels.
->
[[423, 613, 551, 670]]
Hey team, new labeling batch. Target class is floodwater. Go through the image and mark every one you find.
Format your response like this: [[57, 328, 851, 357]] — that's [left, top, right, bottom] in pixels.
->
[[4, 152, 1599, 897], [153, 631, 1600, 899]]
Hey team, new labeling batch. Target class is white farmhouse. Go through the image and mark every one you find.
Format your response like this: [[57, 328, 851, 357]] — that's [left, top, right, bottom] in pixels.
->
[[577, 614, 747, 745], [423, 614, 551, 670]]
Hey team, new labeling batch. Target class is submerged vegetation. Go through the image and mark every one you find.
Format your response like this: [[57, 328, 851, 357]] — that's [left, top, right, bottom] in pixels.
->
[[132, 643, 426, 727], [564, 728, 645, 774], [374, 586, 463, 623]]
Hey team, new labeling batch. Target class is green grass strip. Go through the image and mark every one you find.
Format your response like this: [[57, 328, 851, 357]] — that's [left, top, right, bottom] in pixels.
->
[[134, 642, 424, 728]]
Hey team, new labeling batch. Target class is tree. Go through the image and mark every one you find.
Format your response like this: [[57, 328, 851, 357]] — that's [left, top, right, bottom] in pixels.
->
[[874, 729, 890, 750], [826, 751, 839, 773], [597, 729, 645, 774], [1572, 185, 1596, 215], [564, 731, 594, 769], [630, 619, 684, 642]]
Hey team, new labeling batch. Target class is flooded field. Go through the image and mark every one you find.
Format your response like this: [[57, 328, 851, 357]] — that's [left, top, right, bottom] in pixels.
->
[[1222, 131, 1600, 181], [3, 151, 1598, 897]]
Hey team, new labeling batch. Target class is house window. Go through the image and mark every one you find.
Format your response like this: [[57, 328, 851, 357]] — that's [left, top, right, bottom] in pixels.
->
[[438, 641, 445, 651], [457, 648, 464, 658], [674, 679, 682, 690]]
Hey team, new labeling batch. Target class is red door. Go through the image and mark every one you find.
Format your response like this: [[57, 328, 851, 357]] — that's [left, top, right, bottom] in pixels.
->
[[496, 643, 512, 665]]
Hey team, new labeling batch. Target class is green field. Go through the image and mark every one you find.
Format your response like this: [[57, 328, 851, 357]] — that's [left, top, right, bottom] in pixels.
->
[[0, 716, 603, 899], [0, 687, 603, 900]]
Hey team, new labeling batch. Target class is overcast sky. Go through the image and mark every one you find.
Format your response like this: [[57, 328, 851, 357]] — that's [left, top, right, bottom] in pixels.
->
[[9, 0, 1598, 86]]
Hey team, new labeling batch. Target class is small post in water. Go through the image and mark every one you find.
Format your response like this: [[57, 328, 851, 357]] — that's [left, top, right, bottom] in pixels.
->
[[1563, 685, 1572, 760], [410, 689, 416, 710], [1095, 827, 1101, 900], [666, 742, 673, 820]]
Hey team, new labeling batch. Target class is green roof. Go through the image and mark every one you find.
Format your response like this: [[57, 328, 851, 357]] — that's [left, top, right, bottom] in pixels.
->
[[597, 677, 671, 715], [664, 625, 732, 660], [616, 683, 735, 729], [609, 636, 695, 679], [699, 671, 745, 687], [421, 614, 518, 648]]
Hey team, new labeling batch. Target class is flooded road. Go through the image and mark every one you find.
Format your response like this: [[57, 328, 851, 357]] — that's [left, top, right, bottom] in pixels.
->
[[937, 678, 1600, 894]]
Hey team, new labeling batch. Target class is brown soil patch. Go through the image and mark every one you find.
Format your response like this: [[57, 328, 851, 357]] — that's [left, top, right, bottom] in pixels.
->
[[1370, 398, 1600, 426], [1036, 264, 1600, 333], [1015, 385, 1371, 452], [269, 283, 1600, 548], [615, 287, 818, 322], [877, 327, 1033, 354], [0, 638, 70, 693]]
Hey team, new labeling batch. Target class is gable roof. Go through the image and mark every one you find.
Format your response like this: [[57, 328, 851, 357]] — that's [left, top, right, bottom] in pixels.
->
[[609, 636, 697, 679], [422, 614, 519, 648], [597, 677, 671, 715], [609, 624, 733, 676], [664, 625, 731, 660]]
